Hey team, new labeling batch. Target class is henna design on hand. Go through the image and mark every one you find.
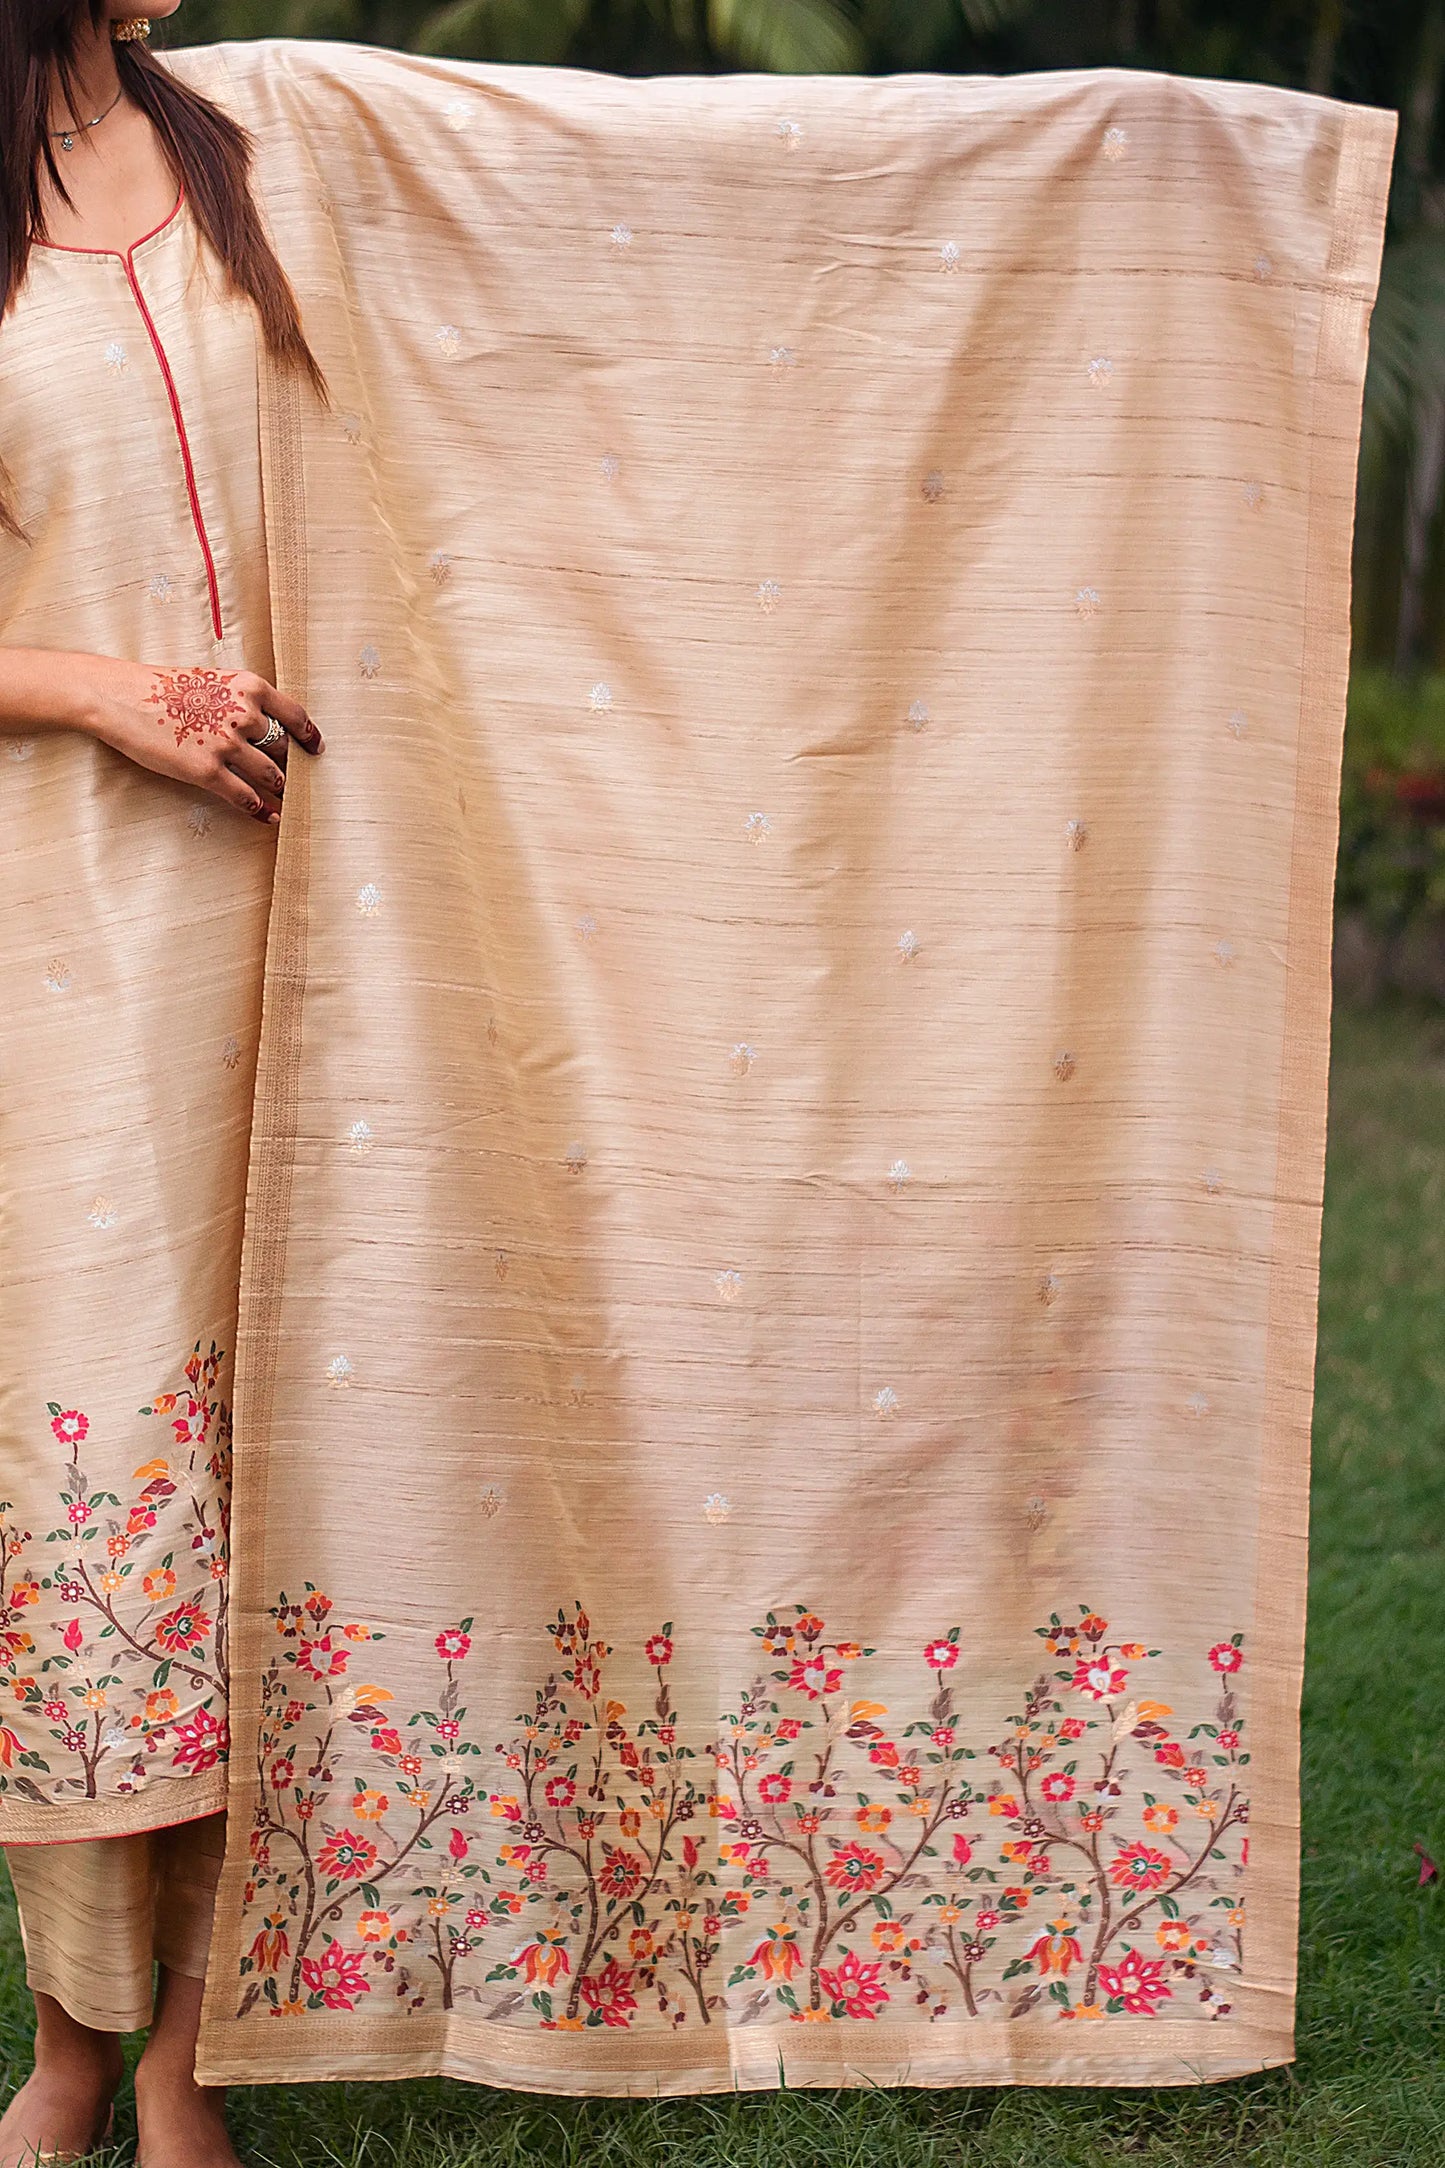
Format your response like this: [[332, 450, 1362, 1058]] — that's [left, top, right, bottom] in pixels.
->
[[146, 666, 246, 746]]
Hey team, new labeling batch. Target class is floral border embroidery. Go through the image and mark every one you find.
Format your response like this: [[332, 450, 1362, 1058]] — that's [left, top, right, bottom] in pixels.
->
[[0, 1342, 231, 1802], [239, 1600, 1247, 2028]]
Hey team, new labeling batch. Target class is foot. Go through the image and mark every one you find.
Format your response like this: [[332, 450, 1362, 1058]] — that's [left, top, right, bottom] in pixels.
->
[[0, 2041, 121, 2168], [133, 2053, 239, 2168]]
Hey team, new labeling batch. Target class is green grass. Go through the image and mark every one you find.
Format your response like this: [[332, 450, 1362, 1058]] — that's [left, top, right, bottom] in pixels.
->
[[3, 1002, 1443, 2166]]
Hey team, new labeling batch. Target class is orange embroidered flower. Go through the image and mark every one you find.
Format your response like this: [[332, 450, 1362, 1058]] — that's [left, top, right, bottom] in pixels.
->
[[142, 1567, 176, 1603]]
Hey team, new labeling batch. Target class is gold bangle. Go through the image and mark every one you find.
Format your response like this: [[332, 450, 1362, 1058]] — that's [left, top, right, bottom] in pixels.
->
[[110, 17, 151, 43]]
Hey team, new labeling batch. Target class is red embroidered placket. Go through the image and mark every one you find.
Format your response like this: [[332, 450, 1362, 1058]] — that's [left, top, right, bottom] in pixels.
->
[[37, 192, 223, 642]]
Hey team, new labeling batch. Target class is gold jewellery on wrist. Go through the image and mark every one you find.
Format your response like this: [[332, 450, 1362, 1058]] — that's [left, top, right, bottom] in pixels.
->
[[110, 17, 151, 42]]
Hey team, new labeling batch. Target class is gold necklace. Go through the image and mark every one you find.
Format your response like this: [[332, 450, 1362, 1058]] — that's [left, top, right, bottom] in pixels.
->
[[49, 84, 123, 153], [111, 18, 151, 41]]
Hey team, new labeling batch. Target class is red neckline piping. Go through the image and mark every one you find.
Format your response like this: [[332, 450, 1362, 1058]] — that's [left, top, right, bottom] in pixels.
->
[[32, 184, 185, 261]]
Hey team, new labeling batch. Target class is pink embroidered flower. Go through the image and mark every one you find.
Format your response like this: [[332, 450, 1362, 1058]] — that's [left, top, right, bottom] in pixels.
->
[[578, 1957, 637, 2027], [297, 1634, 347, 1681], [758, 1772, 792, 1804], [544, 1776, 575, 1808], [824, 1842, 886, 1894], [1072, 1656, 1128, 1700], [154, 1602, 210, 1654], [1041, 1772, 1076, 1803], [1208, 1642, 1243, 1675], [50, 1411, 88, 1446], [317, 1831, 379, 1881], [1108, 1841, 1172, 1894], [300, 1938, 371, 2010], [819, 1948, 889, 2018], [435, 1628, 471, 1662], [924, 1637, 959, 1670], [172, 1707, 228, 1772], [645, 1633, 673, 1667], [1098, 1947, 1172, 2013]]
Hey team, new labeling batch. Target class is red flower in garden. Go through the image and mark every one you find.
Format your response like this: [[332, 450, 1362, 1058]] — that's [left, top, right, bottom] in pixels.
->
[[573, 1658, 601, 1699], [1097, 1947, 1173, 2014], [775, 1718, 803, 1742], [1208, 1642, 1243, 1675], [269, 1756, 294, 1790], [316, 1830, 379, 1881], [370, 1726, 403, 1756], [579, 1958, 637, 2026], [787, 1653, 844, 1700], [296, 1633, 346, 1681], [1109, 1842, 1172, 1894], [67, 1502, 91, 1527], [1041, 1772, 1075, 1803], [1027, 1919, 1082, 1975], [975, 1909, 1001, 1932], [1217, 1729, 1240, 1750], [172, 1708, 228, 1772], [1154, 1742, 1187, 1769], [923, 1638, 958, 1670], [952, 1834, 973, 1865], [154, 1602, 210, 1654], [544, 1776, 575, 1808], [50, 1410, 88, 1446], [1059, 1718, 1087, 1740], [1072, 1656, 1128, 1700], [818, 1948, 889, 2018], [435, 1628, 472, 1662], [597, 1846, 644, 1900], [300, 1938, 371, 2011], [824, 1842, 886, 1894], [645, 1633, 673, 1667], [758, 1772, 792, 1804]]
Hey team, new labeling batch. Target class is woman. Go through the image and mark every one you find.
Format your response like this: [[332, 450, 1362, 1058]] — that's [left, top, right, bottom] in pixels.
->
[[0, 5, 324, 2160]]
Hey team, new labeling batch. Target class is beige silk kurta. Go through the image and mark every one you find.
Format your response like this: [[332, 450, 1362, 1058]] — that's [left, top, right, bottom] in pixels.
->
[[0, 193, 275, 1839]]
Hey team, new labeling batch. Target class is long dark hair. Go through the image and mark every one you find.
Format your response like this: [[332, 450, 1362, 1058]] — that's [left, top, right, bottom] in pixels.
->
[[0, 3, 325, 535]]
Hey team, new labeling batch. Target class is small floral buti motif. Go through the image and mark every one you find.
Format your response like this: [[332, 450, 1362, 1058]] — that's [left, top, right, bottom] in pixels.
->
[[610, 223, 633, 251], [436, 326, 462, 359], [872, 1385, 901, 1419], [743, 811, 772, 844], [188, 805, 214, 838], [1202, 1168, 1224, 1195], [1241, 481, 1264, 511], [1038, 1272, 1060, 1306], [234, 1599, 1249, 2028], [756, 580, 781, 614], [940, 239, 961, 272], [1213, 941, 1236, 968], [1253, 253, 1273, 282], [769, 346, 797, 373], [104, 341, 128, 374], [86, 1198, 118, 1231], [600, 452, 620, 481], [1065, 819, 1088, 852], [775, 117, 803, 146], [921, 470, 946, 504], [907, 701, 930, 731], [429, 552, 453, 587], [341, 414, 363, 445], [588, 683, 613, 714], [359, 646, 382, 680], [357, 885, 383, 917], [1088, 357, 1114, 387], [148, 573, 174, 604], [326, 1357, 353, 1388], [1187, 1392, 1210, 1419], [714, 1270, 744, 1305], [1101, 126, 1129, 160], [442, 99, 470, 132], [43, 959, 71, 994], [897, 930, 921, 962], [8, 740, 35, 762], [1074, 588, 1101, 618], [728, 1043, 757, 1076], [703, 1493, 732, 1524], [0, 1341, 231, 1804], [479, 1486, 504, 1520], [1227, 710, 1248, 740], [1053, 1051, 1077, 1082], [347, 1121, 374, 1158], [887, 1159, 911, 1193], [563, 1142, 588, 1175], [221, 1035, 242, 1071]]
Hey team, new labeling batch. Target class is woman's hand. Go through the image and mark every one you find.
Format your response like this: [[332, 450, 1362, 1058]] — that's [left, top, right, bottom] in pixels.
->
[[75, 654, 324, 823]]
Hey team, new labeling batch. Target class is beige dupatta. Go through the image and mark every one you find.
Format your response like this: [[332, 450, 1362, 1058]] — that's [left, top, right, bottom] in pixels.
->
[[179, 39, 1390, 2091]]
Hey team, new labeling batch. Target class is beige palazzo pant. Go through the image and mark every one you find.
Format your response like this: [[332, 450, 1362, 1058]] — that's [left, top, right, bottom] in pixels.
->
[[2, 1815, 225, 2034]]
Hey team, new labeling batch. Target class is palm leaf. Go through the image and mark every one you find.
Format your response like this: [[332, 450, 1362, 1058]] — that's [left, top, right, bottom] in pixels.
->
[[706, 0, 864, 72], [416, 0, 590, 62], [1365, 223, 1445, 452]]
